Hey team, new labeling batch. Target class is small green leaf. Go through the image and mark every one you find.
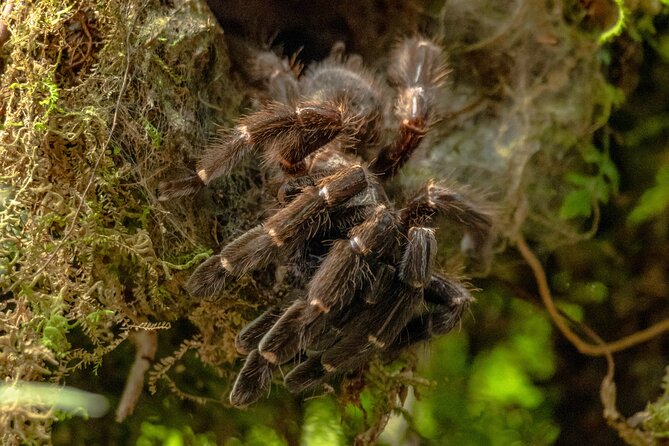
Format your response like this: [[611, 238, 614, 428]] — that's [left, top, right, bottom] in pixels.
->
[[560, 189, 592, 219], [628, 165, 669, 225], [555, 301, 584, 322], [571, 281, 609, 304], [582, 145, 603, 164], [245, 425, 288, 446], [600, 158, 620, 193], [592, 175, 611, 202], [468, 346, 544, 409], [565, 172, 592, 187], [41, 314, 72, 353]]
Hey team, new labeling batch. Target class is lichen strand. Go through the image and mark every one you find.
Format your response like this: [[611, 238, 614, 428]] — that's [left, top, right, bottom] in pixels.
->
[[0, 1, 250, 443]]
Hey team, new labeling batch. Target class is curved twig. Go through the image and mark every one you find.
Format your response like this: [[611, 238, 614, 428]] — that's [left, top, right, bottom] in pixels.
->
[[515, 233, 669, 356]]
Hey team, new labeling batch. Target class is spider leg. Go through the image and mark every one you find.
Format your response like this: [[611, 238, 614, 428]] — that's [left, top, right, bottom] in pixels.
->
[[228, 349, 278, 408], [401, 181, 494, 258], [295, 275, 472, 394], [156, 174, 204, 201], [187, 165, 369, 297], [229, 297, 349, 407], [256, 299, 319, 364], [361, 263, 395, 305], [277, 175, 316, 205], [306, 204, 399, 313], [391, 274, 474, 349], [369, 38, 448, 178], [255, 205, 400, 364], [224, 34, 302, 106], [250, 47, 302, 106], [283, 284, 423, 393], [159, 100, 356, 200], [234, 304, 286, 355], [284, 225, 437, 393], [229, 206, 404, 405]]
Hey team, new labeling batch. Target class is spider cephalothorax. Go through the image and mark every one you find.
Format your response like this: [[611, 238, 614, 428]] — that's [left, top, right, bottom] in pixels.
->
[[160, 37, 493, 407]]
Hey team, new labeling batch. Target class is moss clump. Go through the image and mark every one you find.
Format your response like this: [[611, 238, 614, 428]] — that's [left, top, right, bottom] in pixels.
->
[[0, 1, 249, 443]]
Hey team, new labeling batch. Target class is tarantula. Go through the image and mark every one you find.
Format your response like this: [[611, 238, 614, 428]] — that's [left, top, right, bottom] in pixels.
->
[[159, 36, 493, 407]]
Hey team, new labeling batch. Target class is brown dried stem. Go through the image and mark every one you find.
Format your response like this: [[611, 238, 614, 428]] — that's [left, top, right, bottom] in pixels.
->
[[515, 233, 666, 444], [115, 330, 158, 422], [515, 234, 669, 356]]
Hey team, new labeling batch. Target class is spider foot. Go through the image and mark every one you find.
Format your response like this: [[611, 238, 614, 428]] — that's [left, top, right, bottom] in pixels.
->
[[392, 275, 475, 349], [284, 354, 328, 394], [257, 300, 322, 364], [185, 254, 231, 298], [402, 182, 494, 265], [235, 306, 285, 355], [370, 38, 448, 178], [229, 349, 277, 408], [158, 174, 204, 201], [400, 227, 437, 289]]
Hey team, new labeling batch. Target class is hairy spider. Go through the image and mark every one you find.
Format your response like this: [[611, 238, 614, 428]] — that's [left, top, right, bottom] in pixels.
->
[[159, 36, 493, 407]]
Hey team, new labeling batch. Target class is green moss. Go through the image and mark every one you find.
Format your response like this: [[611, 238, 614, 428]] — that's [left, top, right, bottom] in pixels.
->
[[0, 0, 245, 442], [628, 164, 669, 225], [644, 367, 669, 438]]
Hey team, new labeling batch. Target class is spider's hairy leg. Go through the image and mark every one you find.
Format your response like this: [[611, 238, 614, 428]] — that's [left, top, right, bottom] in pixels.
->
[[230, 299, 318, 407], [361, 263, 396, 305], [281, 353, 328, 393], [400, 226, 437, 289], [235, 305, 286, 355], [424, 274, 474, 307], [284, 284, 423, 393], [322, 227, 438, 356], [401, 181, 494, 258], [186, 226, 274, 298], [157, 174, 205, 201], [370, 37, 448, 178], [229, 349, 278, 408], [199, 101, 353, 180], [284, 226, 438, 393], [159, 100, 352, 201], [251, 48, 301, 106], [256, 299, 321, 365], [186, 165, 369, 297], [307, 205, 399, 313], [288, 276, 474, 396], [391, 275, 475, 349], [255, 205, 400, 365], [224, 35, 302, 105], [277, 175, 316, 205], [230, 300, 345, 406]]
